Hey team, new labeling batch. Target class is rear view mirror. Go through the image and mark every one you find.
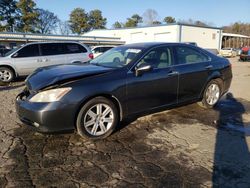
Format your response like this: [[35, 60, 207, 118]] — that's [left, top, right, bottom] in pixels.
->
[[135, 63, 152, 77]]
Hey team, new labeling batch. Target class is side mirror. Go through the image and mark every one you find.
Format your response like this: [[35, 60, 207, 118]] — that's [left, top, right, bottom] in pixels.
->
[[12, 53, 18, 58], [135, 63, 152, 77]]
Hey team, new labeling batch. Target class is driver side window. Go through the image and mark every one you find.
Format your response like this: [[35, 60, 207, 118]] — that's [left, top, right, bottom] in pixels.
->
[[14, 44, 40, 58], [137, 47, 173, 69]]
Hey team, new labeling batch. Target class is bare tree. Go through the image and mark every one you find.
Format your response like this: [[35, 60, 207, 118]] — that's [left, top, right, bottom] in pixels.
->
[[223, 22, 250, 36], [178, 19, 213, 27], [36, 9, 59, 34], [142, 9, 160, 26], [58, 20, 71, 35]]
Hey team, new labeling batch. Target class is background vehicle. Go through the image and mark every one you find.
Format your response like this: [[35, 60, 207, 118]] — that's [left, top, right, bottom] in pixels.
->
[[91, 45, 115, 58], [240, 46, 250, 61], [219, 48, 237, 57], [0, 42, 93, 82], [0, 45, 11, 57], [235, 48, 242, 56], [205, 49, 219, 55], [16, 43, 232, 139], [183, 42, 198, 46]]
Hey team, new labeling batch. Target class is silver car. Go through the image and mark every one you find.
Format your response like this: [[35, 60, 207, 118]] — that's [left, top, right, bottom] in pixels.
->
[[0, 42, 93, 82]]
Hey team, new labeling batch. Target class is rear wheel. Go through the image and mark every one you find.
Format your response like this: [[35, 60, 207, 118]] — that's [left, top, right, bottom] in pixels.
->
[[76, 97, 119, 139], [199, 79, 222, 108], [0, 67, 15, 83]]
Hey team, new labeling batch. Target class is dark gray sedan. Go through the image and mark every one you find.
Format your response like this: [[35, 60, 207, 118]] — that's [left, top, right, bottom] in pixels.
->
[[16, 42, 232, 139]]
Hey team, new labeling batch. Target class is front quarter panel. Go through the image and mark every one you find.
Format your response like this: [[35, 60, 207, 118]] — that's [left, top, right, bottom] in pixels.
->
[[0, 57, 18, 76], [61, 69, 127, 119]]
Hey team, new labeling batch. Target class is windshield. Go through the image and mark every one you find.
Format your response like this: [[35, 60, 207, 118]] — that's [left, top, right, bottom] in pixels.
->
[[4, 46, 22, 57], [90, 46, 143, 68]]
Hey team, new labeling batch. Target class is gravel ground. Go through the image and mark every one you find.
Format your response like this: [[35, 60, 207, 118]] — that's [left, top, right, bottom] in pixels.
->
[[0, 57, 250, 187]]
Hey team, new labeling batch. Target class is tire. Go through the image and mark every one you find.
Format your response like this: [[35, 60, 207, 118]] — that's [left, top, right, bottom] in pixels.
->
[[76, 97, 119, 139], [198, 79, 222, 109], [0, 67, 15, 83]]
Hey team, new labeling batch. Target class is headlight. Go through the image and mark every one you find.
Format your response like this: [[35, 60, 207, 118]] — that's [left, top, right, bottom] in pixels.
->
[[29, 87, 71, 102]]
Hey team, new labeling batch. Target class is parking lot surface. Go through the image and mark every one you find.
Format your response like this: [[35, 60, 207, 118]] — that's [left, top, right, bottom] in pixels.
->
[[0, 58, 250, 187]]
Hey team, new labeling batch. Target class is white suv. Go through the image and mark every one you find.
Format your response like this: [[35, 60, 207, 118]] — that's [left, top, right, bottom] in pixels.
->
[[0, 42, 93, 82], [91, 45, 115, 58]]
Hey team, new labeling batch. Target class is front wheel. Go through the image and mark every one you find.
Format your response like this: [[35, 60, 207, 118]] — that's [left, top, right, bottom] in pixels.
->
[[76, 97, 119, 139], [0, 67, 15, 83], [199, 79, 222, 108]]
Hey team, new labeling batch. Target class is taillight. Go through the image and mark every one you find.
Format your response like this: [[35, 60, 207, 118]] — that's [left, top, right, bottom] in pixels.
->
[[89, 53, 94, 59]]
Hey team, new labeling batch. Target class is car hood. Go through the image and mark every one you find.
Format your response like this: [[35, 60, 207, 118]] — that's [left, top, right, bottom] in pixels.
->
[[26, 63, 113, 91], [0, 57, 8, 61]]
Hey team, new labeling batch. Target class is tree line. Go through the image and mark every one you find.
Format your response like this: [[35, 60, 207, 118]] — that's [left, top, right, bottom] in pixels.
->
[[112, 9, 212, 28], [223, 22, 250, 37], [0, 0, 107, 35], [1, 1, 249, 36]]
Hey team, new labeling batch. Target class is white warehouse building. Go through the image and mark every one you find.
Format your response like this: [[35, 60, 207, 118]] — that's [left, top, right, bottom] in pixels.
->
[[84, 23, 223, 51]]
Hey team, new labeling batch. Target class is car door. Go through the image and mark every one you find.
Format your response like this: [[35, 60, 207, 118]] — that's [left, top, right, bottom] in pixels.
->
[[173, 45, 211, 103], [65, 43, 89, 63], [39, 43, 67, 67], [12, 44, 40, 75], [126, 46, 178, 115]]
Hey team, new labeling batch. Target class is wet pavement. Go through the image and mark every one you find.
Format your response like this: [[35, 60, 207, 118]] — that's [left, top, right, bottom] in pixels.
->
[[1, 60, 250, 187]]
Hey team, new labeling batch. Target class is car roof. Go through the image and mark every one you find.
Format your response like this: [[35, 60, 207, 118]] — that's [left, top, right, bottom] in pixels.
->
[[24, 41, 84, 45], [92, 45, 115, 48], [119, 42, 194, 49]]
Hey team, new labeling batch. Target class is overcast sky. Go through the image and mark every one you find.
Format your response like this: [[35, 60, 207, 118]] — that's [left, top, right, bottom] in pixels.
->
[[35, 0, 250, 28]]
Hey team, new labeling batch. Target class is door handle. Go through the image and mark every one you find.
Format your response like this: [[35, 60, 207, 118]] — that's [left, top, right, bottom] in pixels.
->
[[205, 65, 213, 70], [41, 58, 48, 62], [168, 71, 179, 76]]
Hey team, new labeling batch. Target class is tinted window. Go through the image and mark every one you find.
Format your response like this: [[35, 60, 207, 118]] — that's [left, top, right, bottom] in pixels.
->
[[137, 47, 173, 69], [40, 43, 65, 56], [65, 43, 87, 54], [176, 46, 209, 64], [93, 47, 101, 53], [103, 47, 113, 52], [15, 44, 40, 58], [99, 47, 105, 53]]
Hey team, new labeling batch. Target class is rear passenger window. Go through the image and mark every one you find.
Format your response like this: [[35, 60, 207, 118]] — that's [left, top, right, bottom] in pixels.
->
[[93, 47, 101, 53], [65, 43, 87, 54], [14, 44, 39, 58], [40, 43, 65, 56], [104, 47, 113, 52], [176, 46, 209, 64]]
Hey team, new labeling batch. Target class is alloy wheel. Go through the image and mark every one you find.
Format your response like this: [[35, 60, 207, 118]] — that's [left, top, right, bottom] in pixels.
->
[[83, 103, 114, 136], [0, 69, 12, 82], [205, 83, 220, 105]]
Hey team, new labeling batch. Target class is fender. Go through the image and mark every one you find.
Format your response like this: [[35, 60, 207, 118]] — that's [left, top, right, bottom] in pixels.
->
[[0, 64, 19, 77], [75, 92, 124, 124], [199, 70, 222, 99]]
